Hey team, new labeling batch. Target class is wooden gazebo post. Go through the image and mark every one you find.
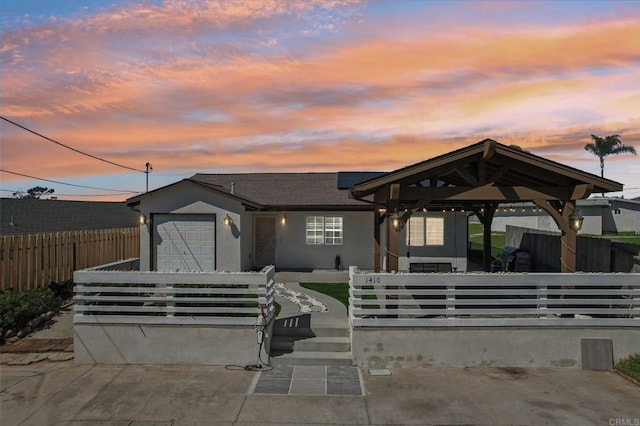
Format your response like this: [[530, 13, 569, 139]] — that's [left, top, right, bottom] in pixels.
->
[[385, 184, 401, 272], [472, 202, 498, 272], [533, 199, 581, 273]]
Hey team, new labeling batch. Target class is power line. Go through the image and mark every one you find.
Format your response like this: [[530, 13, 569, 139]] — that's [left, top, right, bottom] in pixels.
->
[[1, 116, 146, 173], [0, 169, 138, 193]]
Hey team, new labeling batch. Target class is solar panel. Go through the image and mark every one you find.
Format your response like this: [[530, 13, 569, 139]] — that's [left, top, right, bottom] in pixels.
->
[[336, 172, 385, 189]]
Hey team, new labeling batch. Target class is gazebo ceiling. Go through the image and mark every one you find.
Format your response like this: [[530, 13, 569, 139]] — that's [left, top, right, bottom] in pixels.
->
[[351, 139, 623, 208]]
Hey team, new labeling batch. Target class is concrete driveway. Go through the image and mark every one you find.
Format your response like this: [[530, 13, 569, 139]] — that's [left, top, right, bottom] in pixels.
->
[[1, 360, 638, 425]]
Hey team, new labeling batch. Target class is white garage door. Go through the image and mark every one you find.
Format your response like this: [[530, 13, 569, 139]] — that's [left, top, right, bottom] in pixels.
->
[[154, 214, 216, 272]]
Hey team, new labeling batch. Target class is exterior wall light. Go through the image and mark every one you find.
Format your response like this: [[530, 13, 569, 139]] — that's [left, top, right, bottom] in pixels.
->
[[281, 214, 287, 225], [139, 214, 147, 225], [224, 213, 233, 226], [391, 211, 402, 231], [568, 209, 584, 231]]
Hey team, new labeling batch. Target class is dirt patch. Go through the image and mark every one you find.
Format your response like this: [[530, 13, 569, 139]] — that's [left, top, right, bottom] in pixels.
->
[[495, 367, 528, 379]]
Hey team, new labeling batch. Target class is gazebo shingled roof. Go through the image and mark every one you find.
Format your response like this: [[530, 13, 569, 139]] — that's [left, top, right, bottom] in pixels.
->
[[350, 139, 624, 273], [352, 139, 622, 204]]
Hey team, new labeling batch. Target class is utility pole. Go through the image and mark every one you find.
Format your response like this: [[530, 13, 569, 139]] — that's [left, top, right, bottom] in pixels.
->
[[145, 162, 153, 193]]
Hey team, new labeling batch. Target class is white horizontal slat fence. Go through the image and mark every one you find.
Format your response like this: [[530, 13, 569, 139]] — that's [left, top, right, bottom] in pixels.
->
[[349, 267, 639, 327], [74, 263, 275, 326]]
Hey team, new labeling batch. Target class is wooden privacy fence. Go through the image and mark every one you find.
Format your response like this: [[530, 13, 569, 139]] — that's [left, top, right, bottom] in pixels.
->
[[0, 227, 139, 291], [349, 267, 639, 327], [506, 225, 640, 272]]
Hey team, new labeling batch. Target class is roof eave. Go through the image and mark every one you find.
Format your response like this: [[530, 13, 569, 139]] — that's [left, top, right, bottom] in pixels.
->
[[126, 179, 262, 209], [351, 139, 625, 198]]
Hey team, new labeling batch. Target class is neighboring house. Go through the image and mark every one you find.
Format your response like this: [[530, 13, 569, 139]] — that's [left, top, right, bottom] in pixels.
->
[[127, 173, 469, 272], [488, 198, 640, 235], [604, 198, 640, 234], [0, 198, 139, 236]]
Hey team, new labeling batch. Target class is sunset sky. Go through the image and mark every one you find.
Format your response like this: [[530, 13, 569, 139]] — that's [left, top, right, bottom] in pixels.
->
[[1, 0, 639, 201]]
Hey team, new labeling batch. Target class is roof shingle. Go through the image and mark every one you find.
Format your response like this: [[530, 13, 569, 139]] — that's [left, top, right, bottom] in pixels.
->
[[190, 173, 371, 208]]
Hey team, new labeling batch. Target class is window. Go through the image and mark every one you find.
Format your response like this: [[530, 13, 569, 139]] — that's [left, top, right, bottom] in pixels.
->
[[426, 217, 444, 245], [407, 216, 424, 246], [406, 216, 444, 246], [306, 216, 324, 245], [306, 216, 343, 245], [325, 216, 343, 245]]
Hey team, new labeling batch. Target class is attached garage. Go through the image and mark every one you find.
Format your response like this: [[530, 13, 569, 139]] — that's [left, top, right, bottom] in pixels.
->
[[153, 214, 216, 272]]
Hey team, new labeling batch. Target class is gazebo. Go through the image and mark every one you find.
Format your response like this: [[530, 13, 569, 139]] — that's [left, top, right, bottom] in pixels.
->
[[350, 139, 623, 273]]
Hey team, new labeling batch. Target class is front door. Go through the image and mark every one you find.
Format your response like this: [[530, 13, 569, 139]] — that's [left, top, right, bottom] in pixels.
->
[[254, 216, 276, 268]]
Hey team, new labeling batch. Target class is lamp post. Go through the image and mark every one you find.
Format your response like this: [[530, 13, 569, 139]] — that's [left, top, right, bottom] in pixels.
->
[[145, 162, 153, 193]]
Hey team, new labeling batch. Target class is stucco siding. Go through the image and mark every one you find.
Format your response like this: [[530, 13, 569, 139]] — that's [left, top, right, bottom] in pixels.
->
[[274, 211, 374, 270], [240, 210, 254, 271], [608, 200, 640, 233], [397, 212, 468, 272], [138, 184, 244, 272]]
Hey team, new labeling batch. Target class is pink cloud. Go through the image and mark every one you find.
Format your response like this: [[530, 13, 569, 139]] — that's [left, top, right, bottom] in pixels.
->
[[1, 2, 638, 200]]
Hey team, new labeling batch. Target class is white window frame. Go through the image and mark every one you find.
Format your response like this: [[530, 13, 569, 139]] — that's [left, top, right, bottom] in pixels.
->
[[306, 216, 325, 245], [406, 216, 444, 246], [306, 216, 343, 246], [425, 217, 444, 246], [407, 216, 424, 246], [324, 216, 343, 245]]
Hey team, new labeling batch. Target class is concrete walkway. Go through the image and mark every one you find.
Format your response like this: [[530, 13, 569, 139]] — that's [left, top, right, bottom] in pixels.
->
[[274, 281, 349, 329], [1, 361, 638, 425]]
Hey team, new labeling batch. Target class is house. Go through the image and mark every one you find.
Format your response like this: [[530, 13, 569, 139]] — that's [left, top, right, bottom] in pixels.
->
[[127, 139, 624, 274], [75, 140, 638, 369], [488, 198, 640, 235], [126, 173, 469, 272], [0, 198, 139, 236]]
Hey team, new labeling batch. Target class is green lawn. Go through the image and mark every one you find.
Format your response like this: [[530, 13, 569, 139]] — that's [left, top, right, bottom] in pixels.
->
[[299, 282, 349, 309], [298, 282, 379, 310], [468, 222, 483, 235], [468, 222, 506, 260], [594, 235, 640, 244], [615, 353, 640, 381]]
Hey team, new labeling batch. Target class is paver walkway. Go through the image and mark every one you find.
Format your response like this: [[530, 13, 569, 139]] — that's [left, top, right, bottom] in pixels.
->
[[0, 306, 75, 365], [0, 338, 73, 353], [252, 365, 363, 395]]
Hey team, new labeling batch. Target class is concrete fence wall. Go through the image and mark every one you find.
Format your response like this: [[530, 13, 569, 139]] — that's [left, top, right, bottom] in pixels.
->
[[73, 263, 275, 365], [349, 267, 640, 368]]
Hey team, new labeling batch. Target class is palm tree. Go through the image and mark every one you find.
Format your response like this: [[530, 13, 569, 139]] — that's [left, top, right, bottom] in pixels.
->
[[584, 134, 636, 178]]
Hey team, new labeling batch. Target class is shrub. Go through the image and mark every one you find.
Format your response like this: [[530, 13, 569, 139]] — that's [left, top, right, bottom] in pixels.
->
[[49, 280, 74, 300], [0, 286, 61, 340], [615, 353, 640, 381]]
